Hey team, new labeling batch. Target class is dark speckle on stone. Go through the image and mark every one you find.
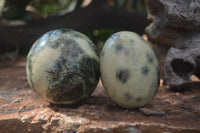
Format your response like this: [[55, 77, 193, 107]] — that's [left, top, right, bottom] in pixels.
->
[[115, 43, 123, 51], [124, 92, 133, 101], [136, 97, 142, 102], [141, 66, 150, 76], [146, 53, 154, 64], [130, 39, 134, 44], [115, 42, 130, 56], [60, 58, 67, 65], [116, 68, 131, 83], [124, 50, 130, 56], [52, 40, 61, 49], [56, 63, 62, 71]]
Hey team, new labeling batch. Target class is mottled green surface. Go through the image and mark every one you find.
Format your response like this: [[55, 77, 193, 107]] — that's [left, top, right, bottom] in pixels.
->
[[100, 31, 160, 109], [26, 29, 100, 105]]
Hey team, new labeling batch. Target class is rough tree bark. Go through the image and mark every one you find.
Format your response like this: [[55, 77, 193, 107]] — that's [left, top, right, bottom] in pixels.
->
[[0, 0, 149, 53]]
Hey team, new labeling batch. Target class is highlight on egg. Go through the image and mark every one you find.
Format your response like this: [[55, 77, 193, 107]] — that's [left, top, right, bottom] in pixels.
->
[[100, 31, 160, 109], [26, 29, 100, 105]]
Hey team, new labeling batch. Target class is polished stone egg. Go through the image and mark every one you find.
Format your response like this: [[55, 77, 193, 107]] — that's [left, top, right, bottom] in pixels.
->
[[100, 31, 160, 108], [26, 29, 100, 105]]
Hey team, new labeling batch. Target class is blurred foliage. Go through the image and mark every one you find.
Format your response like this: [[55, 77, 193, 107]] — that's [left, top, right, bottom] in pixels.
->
[[0, 0, 146, 20], [30, 0, 83, 16], [0, 0, 146, 49], [86, 28, 120, 49], [0, 0, 31, 19], [0, 0, 6, 17], [28, 0, 146, 17], [88, 0, 146, 48], [109, 0, 146, 12]]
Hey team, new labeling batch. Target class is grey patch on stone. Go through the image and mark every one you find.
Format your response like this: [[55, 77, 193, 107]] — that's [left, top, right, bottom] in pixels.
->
[[59, 39, 84, 60], [45, 38, 100, 102], [46, 55, 100, 102], [141, 66, 150, 76], [124, 92, 133, 101], [49, 38, 64, 49], [136, 97, 142, 102], [78, 56, 100, 91], [46, 75, 85, 102], [116, 68, 131, 83], [130, 39, 135, 44], [124, 50, 130, 56]]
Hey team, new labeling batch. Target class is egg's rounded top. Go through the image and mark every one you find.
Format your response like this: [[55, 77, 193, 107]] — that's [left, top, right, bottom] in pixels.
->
[[29, 29, 99, 61]]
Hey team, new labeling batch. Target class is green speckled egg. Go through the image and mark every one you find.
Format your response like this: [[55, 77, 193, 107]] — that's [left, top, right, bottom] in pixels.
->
[[100, 31, 160, 109], [26, 29, 100, 105]]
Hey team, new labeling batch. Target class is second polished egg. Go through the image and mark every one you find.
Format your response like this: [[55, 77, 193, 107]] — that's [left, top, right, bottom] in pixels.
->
[[100, 31, 160, 109]]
